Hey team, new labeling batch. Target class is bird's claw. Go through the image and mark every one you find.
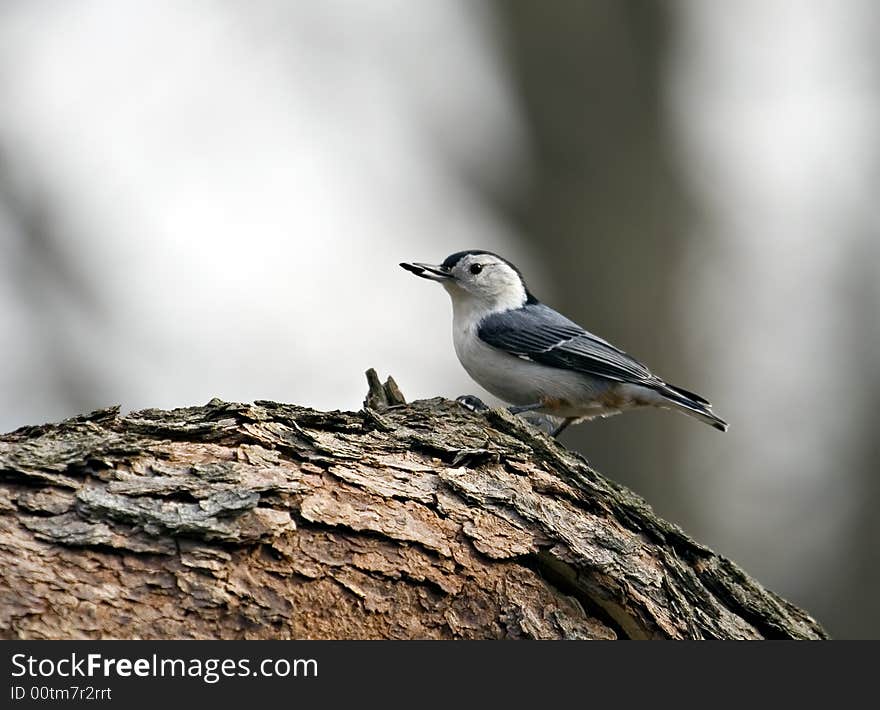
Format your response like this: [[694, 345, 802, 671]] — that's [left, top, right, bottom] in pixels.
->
[[456, 395, 490, 412]]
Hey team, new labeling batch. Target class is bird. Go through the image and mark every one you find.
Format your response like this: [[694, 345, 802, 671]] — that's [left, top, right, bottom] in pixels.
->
[[400, 250, 728, 438]]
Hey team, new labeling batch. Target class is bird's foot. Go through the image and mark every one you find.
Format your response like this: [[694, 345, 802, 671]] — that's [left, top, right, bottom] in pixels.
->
[[457, 397, 546, 416], [507, 402, 545, 415], [456, 395, 490, 412], [457, 396, 575, 444]]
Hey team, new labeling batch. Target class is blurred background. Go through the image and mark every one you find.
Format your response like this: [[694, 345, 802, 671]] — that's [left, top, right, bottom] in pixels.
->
[[1, 0, 877, 638]]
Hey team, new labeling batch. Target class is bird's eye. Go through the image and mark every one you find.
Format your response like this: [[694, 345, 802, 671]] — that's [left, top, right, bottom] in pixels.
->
[[469, 263, 483, 275]]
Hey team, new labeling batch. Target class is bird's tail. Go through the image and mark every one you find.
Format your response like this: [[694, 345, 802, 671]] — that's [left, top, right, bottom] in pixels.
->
[[657, 383, 729, 432]]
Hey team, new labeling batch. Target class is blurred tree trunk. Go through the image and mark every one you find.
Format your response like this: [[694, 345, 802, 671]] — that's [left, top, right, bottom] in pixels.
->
[[492, 0, 695, 519], [0, 375, 825, 639], [844, 234, 880, 638], [0, 156, 108, 420]]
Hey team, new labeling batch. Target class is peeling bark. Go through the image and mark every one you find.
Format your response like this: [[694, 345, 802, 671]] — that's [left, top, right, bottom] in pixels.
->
[[0, 371, 826, 639]]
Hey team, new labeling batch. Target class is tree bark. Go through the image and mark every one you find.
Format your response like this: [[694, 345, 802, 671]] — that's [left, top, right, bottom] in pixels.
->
[[0, 371, 826, 639]]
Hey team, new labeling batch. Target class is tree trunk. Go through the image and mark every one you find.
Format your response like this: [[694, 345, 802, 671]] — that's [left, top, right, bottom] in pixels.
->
[[0, 371, 826, 639]]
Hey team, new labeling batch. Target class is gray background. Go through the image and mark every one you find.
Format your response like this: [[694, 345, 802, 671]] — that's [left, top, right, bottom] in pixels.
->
[[1, 0, 877, 638]]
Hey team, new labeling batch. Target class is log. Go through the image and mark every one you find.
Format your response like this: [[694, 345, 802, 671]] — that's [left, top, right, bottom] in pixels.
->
[[0, 370, 826, 639]]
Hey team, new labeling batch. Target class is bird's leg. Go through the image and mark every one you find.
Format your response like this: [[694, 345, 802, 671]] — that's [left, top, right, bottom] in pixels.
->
[[459, 397, 570, 440], [507, 402, 544, 415], [456, 395, 490, 412], [551, 417, 576, 438]]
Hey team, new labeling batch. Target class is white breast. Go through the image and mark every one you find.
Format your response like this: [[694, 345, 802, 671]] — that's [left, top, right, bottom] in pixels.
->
[[450, 309, 611, 417]]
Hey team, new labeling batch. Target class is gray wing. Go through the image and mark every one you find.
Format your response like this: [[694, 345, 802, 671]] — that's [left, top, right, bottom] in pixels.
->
[[477, 303, 658, 385]]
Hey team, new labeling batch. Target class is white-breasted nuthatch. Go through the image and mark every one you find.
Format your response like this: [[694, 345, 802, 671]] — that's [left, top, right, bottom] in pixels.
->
[[401, 250, 728, 437]]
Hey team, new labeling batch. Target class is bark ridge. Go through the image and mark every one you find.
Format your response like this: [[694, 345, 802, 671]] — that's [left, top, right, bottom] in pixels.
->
[[0, 371, 826, 639]]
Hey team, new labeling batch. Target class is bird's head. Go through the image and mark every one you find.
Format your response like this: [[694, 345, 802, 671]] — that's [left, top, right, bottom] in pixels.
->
[[400, 250, 534, 316]]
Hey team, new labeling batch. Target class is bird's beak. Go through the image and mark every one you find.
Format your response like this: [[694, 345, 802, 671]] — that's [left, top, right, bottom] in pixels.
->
[[399, 262, 453, 281]]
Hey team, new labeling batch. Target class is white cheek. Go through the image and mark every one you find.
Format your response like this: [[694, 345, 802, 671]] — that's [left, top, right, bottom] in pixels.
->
[[445, 268, 526, 312], [490, 276, 527, 311]]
